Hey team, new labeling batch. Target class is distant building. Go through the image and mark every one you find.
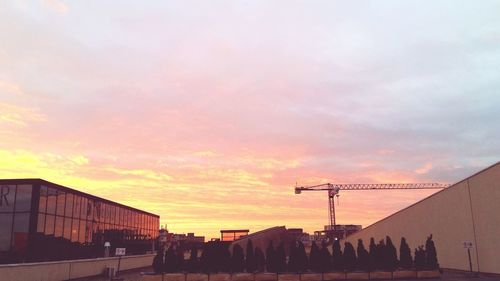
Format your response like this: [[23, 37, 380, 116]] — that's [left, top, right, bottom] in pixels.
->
[[0, 179, 160, 264], [158, 229, 204, 250], [220, 229, 249, 241], [187, 232, 205, 243], [171, 233, 205, 244], [287, 228, 311, 246], [314, 224, 362, 241]]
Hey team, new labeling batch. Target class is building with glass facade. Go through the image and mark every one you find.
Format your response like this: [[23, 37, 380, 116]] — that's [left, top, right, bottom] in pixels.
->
[[0, 179, 160, 264]]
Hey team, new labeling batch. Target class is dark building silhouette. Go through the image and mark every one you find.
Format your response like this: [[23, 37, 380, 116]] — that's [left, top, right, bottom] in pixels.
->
[[0, 179, 159, 264]]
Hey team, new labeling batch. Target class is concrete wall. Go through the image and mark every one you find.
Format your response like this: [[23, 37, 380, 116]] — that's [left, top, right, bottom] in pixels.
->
[[0, 254, 154, 281], [344, 162, 500, 274]]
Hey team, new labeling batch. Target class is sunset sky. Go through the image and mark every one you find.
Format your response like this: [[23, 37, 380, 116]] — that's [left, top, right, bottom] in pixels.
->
[[1, 1, 499, 239]]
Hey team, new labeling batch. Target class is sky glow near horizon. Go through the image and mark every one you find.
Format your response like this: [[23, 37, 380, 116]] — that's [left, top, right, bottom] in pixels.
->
[[1, 1, 500, 239]]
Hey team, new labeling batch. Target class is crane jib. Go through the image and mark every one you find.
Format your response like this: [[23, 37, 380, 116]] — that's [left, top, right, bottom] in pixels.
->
[[294, 182, 450, 239]]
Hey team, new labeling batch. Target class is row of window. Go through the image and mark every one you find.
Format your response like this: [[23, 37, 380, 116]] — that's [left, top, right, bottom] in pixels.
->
[[36, 213, 157, 243], [38, 186, 158, 231]]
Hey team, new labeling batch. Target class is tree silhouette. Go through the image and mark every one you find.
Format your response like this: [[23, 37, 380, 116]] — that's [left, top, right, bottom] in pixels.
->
[[219, 243, 231, 272], [297, 241, 308, 272], [376, 239, 386, 271], [275, 242, 287, 273], [414, 246, 425, 270], [255, 247, 266, 272], [246, 239, 257, 273], [153, 250, 164, 273], [231, 244, 245, 272], [200, 242, 216, 273], [399, 237, 412, 270], [343, 242, 356, 272], [177, 246, 185, 272], [186, 247, 199, 273], [288, 240, 298, 272], [425, 234, 439, 270], [356, 239, 369, 271], [265, 241, 276, 273], [385, 236, 398, 271], [164, 244, 178, 273], [318, 241, 332, 273], [331, 239, 343, 271], [309, 241, 319, 272], [368, 238, 377, 271]]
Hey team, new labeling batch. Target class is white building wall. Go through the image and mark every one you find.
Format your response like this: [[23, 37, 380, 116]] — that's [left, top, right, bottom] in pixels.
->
[[344, 162, 500, 274]]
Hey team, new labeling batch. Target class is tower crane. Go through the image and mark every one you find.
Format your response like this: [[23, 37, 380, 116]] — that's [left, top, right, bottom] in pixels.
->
[[294, 182, 450, 238]]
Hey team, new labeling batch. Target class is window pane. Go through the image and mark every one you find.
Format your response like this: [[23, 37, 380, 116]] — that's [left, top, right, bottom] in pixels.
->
[[114, 208, 119, 226], [37, 213, 45, 233], [81, 197, 88, 218], [79, 220, 85, 243], [46, 188, 57, 214], [111, 206, 115, 225], [55, 216, 63, 237], [71, 218, 79, 242], [56, 191, 66, 216], [0, 213, 13, 251], [65, 193, 74, 218], [63, 217, 71, 240], [39, 186, 48, 213], [86, 199, 93, 220], [12, 212, 30, 252], [45, 215, 55, 235], [86, 221, 92, 243], [73, 196, 81, 219], [104, 204, 108, 223], [0, 185, 15, 212], [103, 204, 106, 222], [118, 208, 123, 226], [14, 185, 32, 212], [98, 202, 103, 222]]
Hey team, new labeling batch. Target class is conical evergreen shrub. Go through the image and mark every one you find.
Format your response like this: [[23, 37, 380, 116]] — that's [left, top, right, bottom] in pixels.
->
[[356, 239, 369, 271], [385, 236, 398, 271], [164, 245, 177, 273], [187, 247, 199, 273], [331, 239, 343, 271], [309, 241, 319, 272], [231, 244, 245, 272], [288, 240, 298, 272], [343, 242, 356, 272], [153, 250, 164, 273], [297, 241, 308, 272], [266, 241, 276, 272], [246, 239, 256, 273], [399, 237, 412, 270], [255, 247, 266, 272], [368, 238, 377, 271], [275, 242, 287, 273], [414, 246, 425, 270], [425, 234, 439, 270], [319, 241, 331, 273]]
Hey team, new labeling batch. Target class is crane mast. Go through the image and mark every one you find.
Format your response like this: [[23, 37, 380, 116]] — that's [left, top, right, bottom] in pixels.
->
[[295, 182, 450, 239]]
